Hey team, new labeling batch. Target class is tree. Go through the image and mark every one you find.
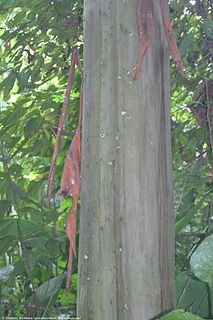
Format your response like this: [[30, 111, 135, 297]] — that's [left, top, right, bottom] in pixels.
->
[[78, 1, 175, 319], [0, 0, 212, 319]]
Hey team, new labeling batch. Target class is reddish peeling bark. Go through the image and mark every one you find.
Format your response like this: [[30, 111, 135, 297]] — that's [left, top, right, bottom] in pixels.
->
[[47, 49, 82, 290], [134, 0, 184, 80]]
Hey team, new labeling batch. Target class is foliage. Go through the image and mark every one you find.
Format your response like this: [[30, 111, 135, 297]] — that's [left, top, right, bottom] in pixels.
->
[[160, 309, 203, 320], [0, 0, 82, 317], [0, 0, 212, 318], [190, 234, 213, 284], [170, 0, 213, 318], [176, 272, 212, 318]]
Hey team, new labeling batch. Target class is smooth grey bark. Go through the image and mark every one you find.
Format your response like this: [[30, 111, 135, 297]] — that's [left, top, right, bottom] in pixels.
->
[[77, 1, 175, 319]]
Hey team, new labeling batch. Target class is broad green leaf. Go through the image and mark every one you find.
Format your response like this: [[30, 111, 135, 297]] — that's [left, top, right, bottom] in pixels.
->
[[35, 274, 66, 305], [0, 265, 14, 281], [24, 236, 49, 251], [0, 220, 17, 238], [19, 219, 51, 237], [190, 234, 213, 284], [0, 219, 51, 239], [176, 272, 212, 318], [160, 310, 203, 320]]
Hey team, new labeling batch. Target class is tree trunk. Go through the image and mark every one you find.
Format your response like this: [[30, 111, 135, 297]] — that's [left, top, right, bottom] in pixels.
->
[[77, 1, 175, 319]]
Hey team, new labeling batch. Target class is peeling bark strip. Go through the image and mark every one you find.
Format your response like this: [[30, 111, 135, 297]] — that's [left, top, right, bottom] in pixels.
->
[[134, 0, 184, 79], [159, 0, 184, 76], [47, 49, 82, 290], [133, 0, 153, 80], [47, 47, 82, 206], [60, 88, 83, 290]]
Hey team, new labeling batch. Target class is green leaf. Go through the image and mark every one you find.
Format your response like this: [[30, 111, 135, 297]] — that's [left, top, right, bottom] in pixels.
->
[[202, 19, 213, 39], [0, 265, 14, 281], [160, 310, 203, 320], [0, 236, 16, 253], [59, 289, 75, 306], [176, 188, 196, 221], [179, 33, 194, 57], [0, 200, 11, 219], [24, 236, 49, 251], [23, 249, 45, 273], [4, 106, 25, 127], [1, 72, 16, 100], [13, 259, 26, 276], [175, 201, 203, 232], [190, 234, 213, 284], [45, 238, 61, 257], [0, 220, 17, 238], [23, 117, 43, 138], [35, 275, 66, 306], [0, 219, 51, 240], [71, 273, 78, 291], [19, 219, 50, 238], [176, 272, 212, 318], [0, 122, 17, 140], [17, 71, 31, 92]]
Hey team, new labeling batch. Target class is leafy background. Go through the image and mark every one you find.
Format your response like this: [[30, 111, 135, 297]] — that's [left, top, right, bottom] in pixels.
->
[[0, 0, 212, 318]]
